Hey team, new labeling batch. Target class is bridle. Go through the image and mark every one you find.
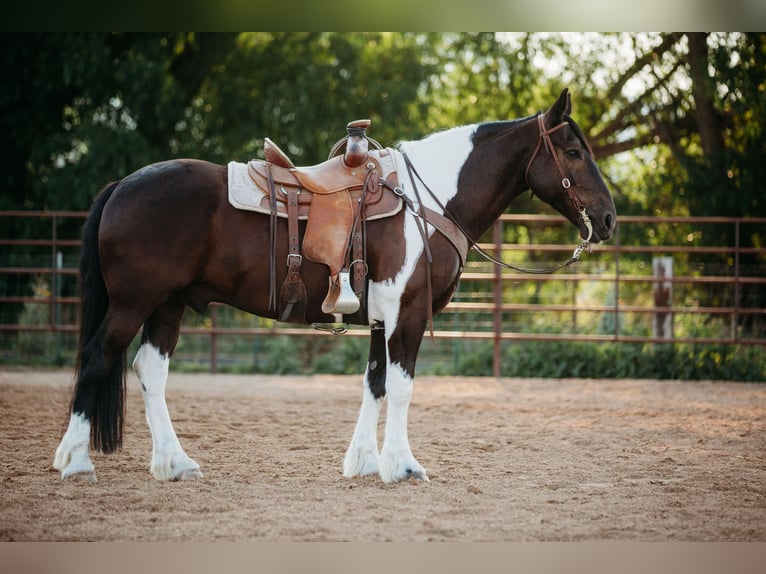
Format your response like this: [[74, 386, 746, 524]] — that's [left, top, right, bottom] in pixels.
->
[[401, 113, 593, 275], [522, 114, 593, 262]]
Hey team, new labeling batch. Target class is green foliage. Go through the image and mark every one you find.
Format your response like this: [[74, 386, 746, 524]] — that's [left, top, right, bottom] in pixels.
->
[[2, 33, 765, 377], [4, 32, 764, 219], [449, 340, 765, 382]]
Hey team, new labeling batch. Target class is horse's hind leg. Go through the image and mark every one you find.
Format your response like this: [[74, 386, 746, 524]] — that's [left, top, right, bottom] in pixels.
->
[[132, 297, 202, 481], [343, 324, 386, 477], [54, 309, 142, 482]]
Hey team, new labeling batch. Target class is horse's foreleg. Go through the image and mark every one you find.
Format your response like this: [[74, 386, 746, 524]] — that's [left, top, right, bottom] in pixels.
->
[[379, 362, 428, 483], [133, 299, 201, 481], [344, 325, 386, 477], [378, 320, 428, 483]]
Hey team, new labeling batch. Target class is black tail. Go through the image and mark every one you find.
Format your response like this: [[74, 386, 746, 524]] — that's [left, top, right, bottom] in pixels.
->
[[72, 181, 126, 453]]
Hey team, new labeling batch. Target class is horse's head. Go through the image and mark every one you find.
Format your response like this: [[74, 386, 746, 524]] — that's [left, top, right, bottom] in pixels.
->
[[524, 89, 616, 243]]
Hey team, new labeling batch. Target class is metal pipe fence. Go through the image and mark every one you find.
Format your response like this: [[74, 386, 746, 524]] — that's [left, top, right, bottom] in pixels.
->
[[2, 210, 764, 375]]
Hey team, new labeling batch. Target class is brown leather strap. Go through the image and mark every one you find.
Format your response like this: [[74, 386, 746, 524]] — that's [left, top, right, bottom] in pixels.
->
[[348, 169, 375, 322], [402, 159, 436, 339], [267, 165, 278, 312], [286, 186, 302, 278], [278, 186, 307, 322], [421, 207, 470, 266]]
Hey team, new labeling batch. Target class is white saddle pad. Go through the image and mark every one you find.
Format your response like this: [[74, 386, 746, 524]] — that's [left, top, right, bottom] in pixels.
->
[[227, 160, 402, 221], [227, 161, 276, 217]]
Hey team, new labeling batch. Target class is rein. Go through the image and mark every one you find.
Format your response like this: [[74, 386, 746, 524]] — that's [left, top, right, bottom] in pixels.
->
[[401, 114, 593, 275]]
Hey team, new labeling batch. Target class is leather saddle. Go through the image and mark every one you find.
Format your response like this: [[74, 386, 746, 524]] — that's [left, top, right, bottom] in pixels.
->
[[247, 120, 402, 322]]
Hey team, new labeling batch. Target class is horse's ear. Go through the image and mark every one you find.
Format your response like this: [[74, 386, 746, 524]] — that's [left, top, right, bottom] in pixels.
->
[[545, 88, 570, 125]]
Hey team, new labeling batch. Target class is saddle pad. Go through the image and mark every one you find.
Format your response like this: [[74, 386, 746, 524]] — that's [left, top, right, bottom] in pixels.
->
[[227, 161, 402, 220]]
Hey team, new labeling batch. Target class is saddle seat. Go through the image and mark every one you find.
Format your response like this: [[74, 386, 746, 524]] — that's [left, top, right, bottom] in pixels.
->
[[247, 143, 401, 319]]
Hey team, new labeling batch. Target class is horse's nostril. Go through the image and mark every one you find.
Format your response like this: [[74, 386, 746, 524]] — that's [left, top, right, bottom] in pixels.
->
[[604, 212, 614, 231]]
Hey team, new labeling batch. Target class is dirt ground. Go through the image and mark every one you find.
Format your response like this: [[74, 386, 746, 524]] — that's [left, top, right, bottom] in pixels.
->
[[0, 369, 764, 541]]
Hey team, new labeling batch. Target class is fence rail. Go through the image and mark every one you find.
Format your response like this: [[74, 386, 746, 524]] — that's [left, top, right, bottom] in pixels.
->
[[2, 210, 764, 375]]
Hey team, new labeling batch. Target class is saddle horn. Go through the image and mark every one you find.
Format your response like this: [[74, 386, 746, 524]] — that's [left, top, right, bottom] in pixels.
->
[[328, 119, 383, 164]]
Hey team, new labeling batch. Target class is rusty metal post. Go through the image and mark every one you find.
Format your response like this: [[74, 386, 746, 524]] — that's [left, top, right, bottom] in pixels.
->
[[493, 220, 503, 378], [733, 220, 740, 342], [614, 221, 621, 340], [210, 305, 218, 374], [50, 214, 57, 333]]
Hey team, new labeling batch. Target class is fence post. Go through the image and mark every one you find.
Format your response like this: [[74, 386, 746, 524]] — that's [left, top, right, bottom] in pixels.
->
[[652, 256, 674, 340], [493, 220, 503, 378], [55, 251, 62, 361], [210, 305, 218, 374], [733, 219, 740, 342], [50, 214, 57, 335], [614, 221, 621, 340]]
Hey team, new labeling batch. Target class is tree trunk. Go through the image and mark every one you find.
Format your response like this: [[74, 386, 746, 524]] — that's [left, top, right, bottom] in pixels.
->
[[686, 33, 725, 158]]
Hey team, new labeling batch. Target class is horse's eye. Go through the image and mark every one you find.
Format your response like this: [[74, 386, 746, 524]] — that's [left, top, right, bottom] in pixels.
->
[[566, 149, 581, 159]]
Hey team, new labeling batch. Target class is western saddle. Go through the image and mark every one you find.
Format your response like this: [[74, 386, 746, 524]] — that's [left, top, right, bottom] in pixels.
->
[[247, 120, 401, 324]]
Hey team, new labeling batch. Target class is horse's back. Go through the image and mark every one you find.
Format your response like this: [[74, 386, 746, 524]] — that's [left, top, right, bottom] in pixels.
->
[[103, 159, 224, 218], [97, 159, 229, 298]]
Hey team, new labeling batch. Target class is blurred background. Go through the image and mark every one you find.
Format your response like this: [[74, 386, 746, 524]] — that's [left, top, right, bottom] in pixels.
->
[[1, 33, 764, 379]]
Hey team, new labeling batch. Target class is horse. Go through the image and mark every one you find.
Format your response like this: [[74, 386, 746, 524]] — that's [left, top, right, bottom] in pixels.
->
[[53, 88, 616, 484]]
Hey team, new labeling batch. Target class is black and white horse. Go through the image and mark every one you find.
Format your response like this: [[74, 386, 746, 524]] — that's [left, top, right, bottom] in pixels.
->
[[54, 89, 616, 483]]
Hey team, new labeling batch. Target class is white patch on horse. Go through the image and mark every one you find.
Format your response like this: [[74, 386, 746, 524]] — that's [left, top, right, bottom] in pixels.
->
[[367, 210, 427, 324], [53, 412, 96, 482], [133, 343, 202, 481], [395, 124, 477, 213]]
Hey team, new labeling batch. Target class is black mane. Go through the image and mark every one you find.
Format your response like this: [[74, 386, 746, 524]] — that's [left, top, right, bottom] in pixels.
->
[[472, 116, 534, 142], [473, 114, 594, 158]]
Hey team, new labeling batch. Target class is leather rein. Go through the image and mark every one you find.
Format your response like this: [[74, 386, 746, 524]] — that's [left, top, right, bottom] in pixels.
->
[[402, 114, 593, 275]]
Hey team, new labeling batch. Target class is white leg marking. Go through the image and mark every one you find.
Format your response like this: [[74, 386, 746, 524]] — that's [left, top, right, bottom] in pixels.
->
[[133, 343, 202, 481], [53, 413, 96, 482], [343, 371, 383, 477], [379, 362, 428, 483]]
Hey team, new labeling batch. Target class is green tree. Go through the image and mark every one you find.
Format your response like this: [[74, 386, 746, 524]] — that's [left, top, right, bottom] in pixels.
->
[[1, 33, 239, 212], [184, 32, 438, 164], [1, 33, 764, 336], [0, 32, 438, 325]]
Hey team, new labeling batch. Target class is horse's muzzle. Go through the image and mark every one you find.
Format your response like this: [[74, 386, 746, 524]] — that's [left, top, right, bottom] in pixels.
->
[[583, 208, 616, 243]]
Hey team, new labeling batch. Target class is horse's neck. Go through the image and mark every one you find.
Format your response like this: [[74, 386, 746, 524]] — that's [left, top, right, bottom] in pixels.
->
[[396, 125, 477, 212], [398, 122, 530, 241]]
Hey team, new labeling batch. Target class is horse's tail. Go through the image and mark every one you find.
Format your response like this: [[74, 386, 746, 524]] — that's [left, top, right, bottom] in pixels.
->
[[73, 181, 126, 453]]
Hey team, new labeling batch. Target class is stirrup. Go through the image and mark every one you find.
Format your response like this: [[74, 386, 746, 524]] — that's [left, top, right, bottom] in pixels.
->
[[321, 271, 360, 315], [312, 321, 348, 335]]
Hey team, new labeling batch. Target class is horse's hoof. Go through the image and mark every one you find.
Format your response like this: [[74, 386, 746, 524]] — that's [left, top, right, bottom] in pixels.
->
[[343, 448, 380, 478], [173, 468, 203, 481], [62, 470, 97, 484], [405, 468, 429, 482]]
